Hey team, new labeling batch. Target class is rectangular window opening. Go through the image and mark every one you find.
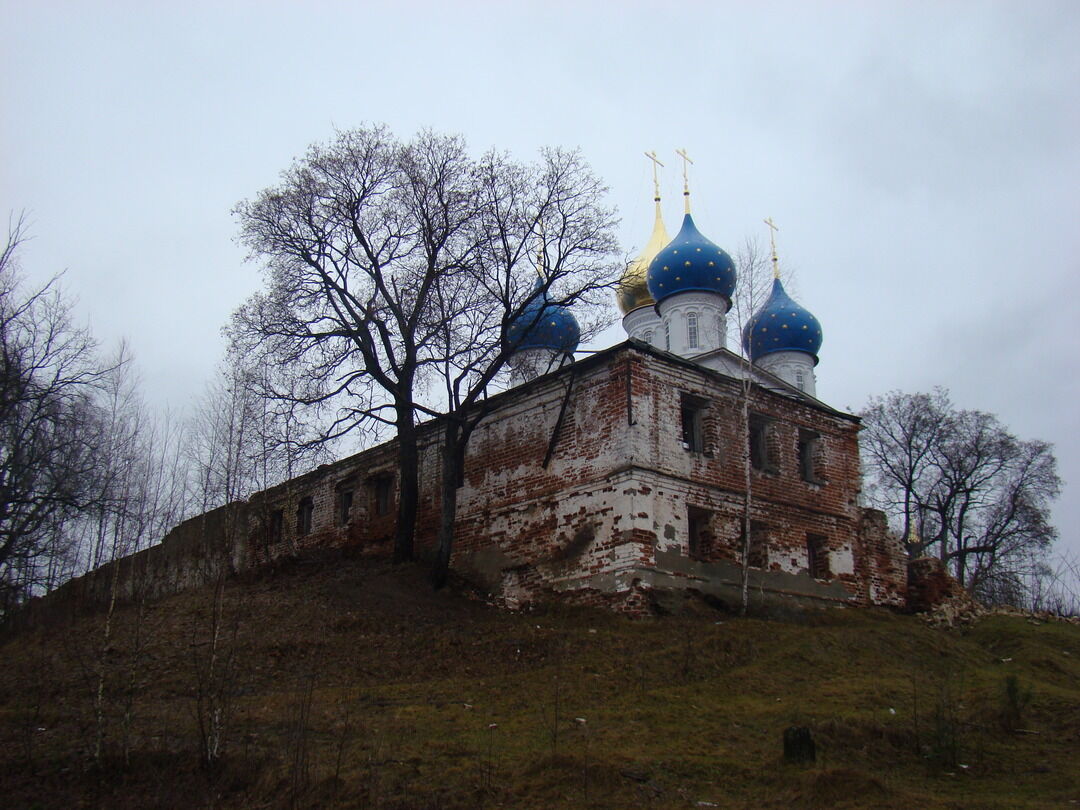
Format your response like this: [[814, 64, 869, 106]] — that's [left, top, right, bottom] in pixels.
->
[[798, 429, 823, 484], [269, 509, 283, 543], [740, 520, 768, 569], [680, 393, 707, 453], [806, 533, 830, 579], [687, 506, 712, 560], [296, 496, 314, 537], [372, 474, 394, 517], [687, 312, 699, 349], [749, 413, 775, 473], [337, 485, 354, 526]]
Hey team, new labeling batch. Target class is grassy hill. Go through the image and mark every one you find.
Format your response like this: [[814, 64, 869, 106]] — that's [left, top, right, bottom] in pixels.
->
[[1, 550, 1078, 809]]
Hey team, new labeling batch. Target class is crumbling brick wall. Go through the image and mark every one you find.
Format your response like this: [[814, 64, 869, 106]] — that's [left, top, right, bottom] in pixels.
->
[[21, 502, 249, 624], [28, 341, 911, 619]]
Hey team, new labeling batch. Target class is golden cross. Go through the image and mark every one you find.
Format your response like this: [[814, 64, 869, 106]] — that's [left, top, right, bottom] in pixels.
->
[[675, 148, 693, 212], [644, 151, 664, 201], [764, 217, 780, 279]]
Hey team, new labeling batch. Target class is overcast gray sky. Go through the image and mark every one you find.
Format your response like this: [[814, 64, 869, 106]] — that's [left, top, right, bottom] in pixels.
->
[[3, 0, 1078, 560]]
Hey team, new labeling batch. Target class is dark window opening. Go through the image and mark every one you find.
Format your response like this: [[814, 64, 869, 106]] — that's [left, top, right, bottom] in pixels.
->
[[688, 506, 712, 560], [740, 520, 768, 568], [296, 497, 314, 536], [749, 414, 775, 473], [680, 393, 707, 453], [806, 533, 830, 579], [337, 486, 354, 526], [372, 475, 394, 516], [799, 429, 824, 484], [269, 509, 283, 543]]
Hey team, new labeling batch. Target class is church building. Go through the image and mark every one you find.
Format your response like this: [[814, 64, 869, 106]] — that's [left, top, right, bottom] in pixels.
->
[[50, 156, 909, 616], [240, 157, 908, 614]]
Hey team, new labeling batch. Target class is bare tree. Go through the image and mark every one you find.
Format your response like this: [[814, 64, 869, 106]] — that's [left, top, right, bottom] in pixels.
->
[[861, 388, 1060, 601], [727, 234, 794, 350], [0, 214, 110, 612], [424, 148, 618, 587], [230, 126, 620, 573], [859, 388, 953, 552], [728, 234, 782, 614], [183, 363, 264, 771], [39, 343, 190, 762]]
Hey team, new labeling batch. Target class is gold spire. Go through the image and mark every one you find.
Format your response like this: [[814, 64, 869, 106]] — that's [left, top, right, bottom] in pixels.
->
[[764, 216, 780, 280], [675, 147, 693, 214], [616, 153, 672, 315]]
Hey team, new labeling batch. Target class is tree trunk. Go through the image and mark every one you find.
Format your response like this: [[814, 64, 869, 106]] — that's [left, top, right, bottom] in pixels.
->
[[393, 407, 419, 563], [739, 381, 753, 616], [431, 420, 461, 590]]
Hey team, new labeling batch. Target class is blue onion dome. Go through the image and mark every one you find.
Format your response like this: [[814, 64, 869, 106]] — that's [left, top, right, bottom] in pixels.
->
[[506, 285, 581, 354], [646, 213, 737, 308], [741, 278, 823, 364]]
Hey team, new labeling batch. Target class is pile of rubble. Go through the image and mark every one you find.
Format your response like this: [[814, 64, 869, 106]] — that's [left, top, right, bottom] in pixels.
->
[[921, 598, 1080, 629], [918, 592, 987, 628], [909, 557, 1080, 628]]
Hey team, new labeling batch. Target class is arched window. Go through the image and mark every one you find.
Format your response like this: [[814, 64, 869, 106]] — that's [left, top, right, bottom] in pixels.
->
[[664, 320, 671, 351], [687, 312, 699, 349], [643, 329, 653, 345]]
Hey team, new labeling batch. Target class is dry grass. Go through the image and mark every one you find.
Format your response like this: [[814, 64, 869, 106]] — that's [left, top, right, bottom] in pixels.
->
[[1, 550, 1078, 808]]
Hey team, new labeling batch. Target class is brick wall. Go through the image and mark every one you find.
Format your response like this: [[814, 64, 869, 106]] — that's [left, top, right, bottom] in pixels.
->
[[28, 341, 909, 619], [21, 502, 250, 625], [238, 342, 907, 611]]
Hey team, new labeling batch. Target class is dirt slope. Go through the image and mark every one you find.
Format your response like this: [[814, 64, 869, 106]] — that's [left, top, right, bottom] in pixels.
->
[[1, 550, 1078, 809]]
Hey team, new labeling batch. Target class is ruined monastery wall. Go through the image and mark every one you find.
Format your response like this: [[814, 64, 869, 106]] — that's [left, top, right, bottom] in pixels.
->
[[27, 343, 908, 620]]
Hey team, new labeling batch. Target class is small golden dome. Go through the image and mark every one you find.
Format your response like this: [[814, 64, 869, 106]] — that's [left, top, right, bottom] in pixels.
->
[[617, 199, 670, 315]]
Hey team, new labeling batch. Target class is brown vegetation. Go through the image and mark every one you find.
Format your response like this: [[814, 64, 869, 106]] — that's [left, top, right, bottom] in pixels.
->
[[1, 550, 1078, 808]]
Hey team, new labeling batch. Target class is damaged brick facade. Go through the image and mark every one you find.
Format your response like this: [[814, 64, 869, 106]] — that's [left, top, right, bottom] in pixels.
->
[[243, 341, 907, 613], [39, 341, 908, 617]]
